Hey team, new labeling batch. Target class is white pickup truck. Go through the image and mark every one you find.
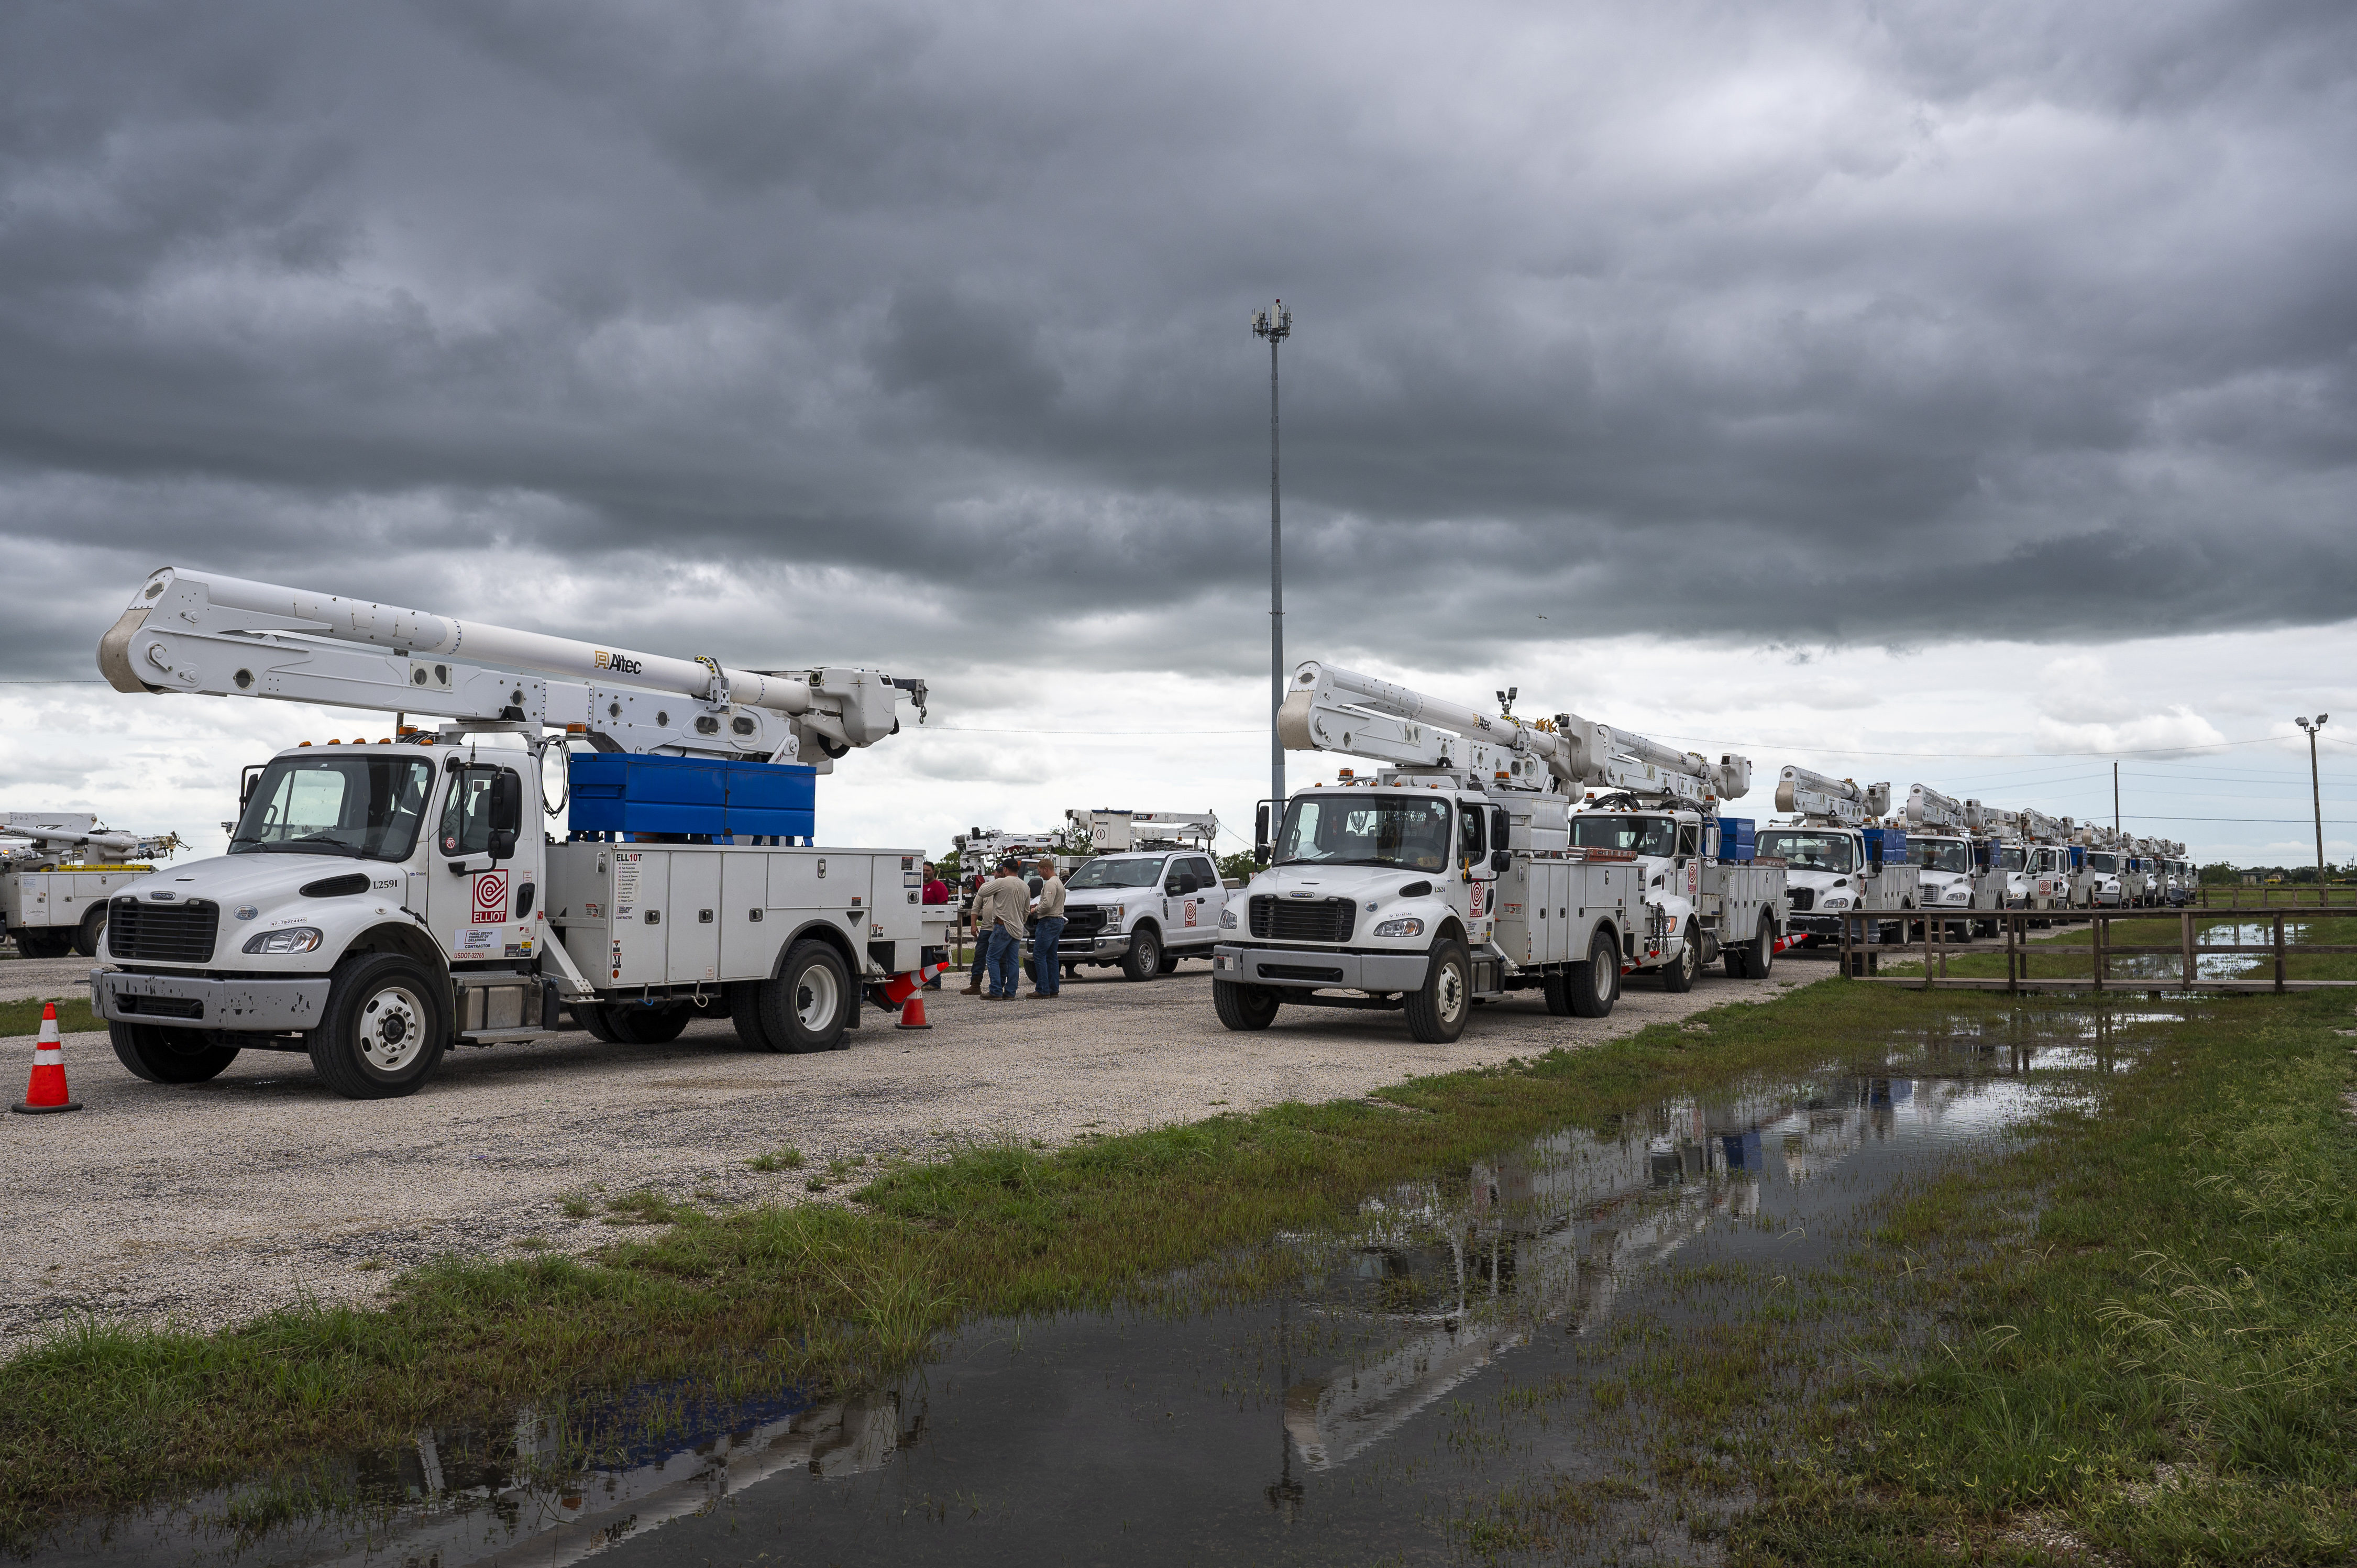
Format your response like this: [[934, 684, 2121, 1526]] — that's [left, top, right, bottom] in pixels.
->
[[1040, 848, 1230, 981]]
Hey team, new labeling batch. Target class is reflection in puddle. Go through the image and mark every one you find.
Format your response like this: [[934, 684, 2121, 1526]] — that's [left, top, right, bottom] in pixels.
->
[[31, 1010, 2175, 1567]]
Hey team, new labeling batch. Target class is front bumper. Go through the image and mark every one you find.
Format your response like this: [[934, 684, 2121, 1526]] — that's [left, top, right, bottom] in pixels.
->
[[1787, 912, 1866, 938], [1212, 943, 1430, 992], [93, 969, 332, 1033]]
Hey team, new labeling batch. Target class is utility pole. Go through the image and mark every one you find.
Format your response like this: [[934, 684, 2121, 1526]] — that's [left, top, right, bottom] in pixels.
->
[[2297, 714, 2330, 882], [1252, 301, 1293, 817], [2113, 760, 2119, 835]]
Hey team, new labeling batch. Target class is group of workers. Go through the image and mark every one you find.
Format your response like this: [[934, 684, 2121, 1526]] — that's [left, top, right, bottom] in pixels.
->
[[921, 856, 1067, 1001]]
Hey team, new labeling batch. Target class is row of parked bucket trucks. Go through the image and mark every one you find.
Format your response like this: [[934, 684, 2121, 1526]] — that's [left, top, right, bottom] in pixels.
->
[[11, 561, 2199, 1099]]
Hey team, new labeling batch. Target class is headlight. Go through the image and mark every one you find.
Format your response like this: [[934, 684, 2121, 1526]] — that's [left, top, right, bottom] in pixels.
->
[[1821, 896, 1852, 910], [1945, 889, 1970, 902], [1219, 904, 1238, 929], [1109, 903, 1125, 924], [243, 926, 323, 955], [1372, 917, 1425, 938]]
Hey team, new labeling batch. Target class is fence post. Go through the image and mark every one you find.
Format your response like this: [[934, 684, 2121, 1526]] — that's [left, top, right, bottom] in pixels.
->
[[2181, 909, 2195, 989], [2092, 912, 2105, 992], [1921, 909, 1933, 991], [2275, 912, 2287, 994], [2008, 912, 2020, 995]]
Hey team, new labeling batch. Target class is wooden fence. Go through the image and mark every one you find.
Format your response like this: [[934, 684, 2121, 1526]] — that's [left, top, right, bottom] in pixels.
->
[[1835, 909, 2357, 994]]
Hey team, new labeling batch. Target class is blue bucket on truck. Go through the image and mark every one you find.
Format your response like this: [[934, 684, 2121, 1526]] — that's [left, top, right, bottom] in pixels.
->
[[568, 753, 816, 841], [1717, 818, 1756, 863]]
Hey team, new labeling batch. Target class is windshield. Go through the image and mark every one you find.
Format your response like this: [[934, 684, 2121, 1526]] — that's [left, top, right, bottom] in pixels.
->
[[230, 754, 434, 862], [1910, 838, 1970, 875], [2086, 852, 2116, 873], [1066, 857, 1163, 889], [1997, 846, 2025, 871], [1570, 813, 1678, 857], [1275, 794, 1453, 871], [1757, 830, 1855, 875]]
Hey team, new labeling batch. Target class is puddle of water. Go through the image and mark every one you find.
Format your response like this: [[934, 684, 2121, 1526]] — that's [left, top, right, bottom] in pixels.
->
[[2110, 919, 2308, 981], [27, 1009, 2178, 1567]]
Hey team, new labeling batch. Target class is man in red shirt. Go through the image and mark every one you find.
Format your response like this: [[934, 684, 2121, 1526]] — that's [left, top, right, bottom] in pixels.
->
[[922, 862, 950, 989]]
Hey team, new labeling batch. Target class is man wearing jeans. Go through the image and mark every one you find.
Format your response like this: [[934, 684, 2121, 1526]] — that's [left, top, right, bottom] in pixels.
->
[[977, 858, 1030, 1000], [1028, 855, 1067, 998]]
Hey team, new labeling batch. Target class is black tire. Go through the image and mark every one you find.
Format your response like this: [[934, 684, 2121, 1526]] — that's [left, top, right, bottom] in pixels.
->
[[1660, 922, 1700, 993], [1062, 963, 1078, 979], [599, 1003, 691, 1044], [306, 951, 448, 1101], [1120, 926, 1163, 982], [757, 939, 853, 1053], [1722, 933, 1752, 979], [17, 928, 70, 959], [1568, 931, 1617, 1018], [573, 1003, 620, 1043], [74, 907, 107, 960], [1541, 967, 1574, 1016], [1213, 980, 1280, 1030], [726, 981, 777, 1051], [109, 1021, 239, 1084], [1021, 958, 1038, 982], [1158, 946, 1182, 975], [1404, 938, 1471, 1044], [1740, 912, 1775, 980]]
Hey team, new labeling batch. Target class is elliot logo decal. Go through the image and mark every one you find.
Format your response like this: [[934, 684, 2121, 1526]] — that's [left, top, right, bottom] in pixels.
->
[[472, 870, 509, 924], [593, 649, 644, 675]]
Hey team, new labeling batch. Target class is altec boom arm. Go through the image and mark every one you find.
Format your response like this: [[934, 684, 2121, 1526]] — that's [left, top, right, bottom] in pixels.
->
[[1904, 783, 1982, 834], [1775, 766, 1890, 824], [1279, 660, 1750, 804], [97, 567, 926, 767]]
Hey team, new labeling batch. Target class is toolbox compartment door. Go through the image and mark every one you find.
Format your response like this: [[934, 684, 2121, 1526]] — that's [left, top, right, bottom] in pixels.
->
[[665, 852, 721, 985]]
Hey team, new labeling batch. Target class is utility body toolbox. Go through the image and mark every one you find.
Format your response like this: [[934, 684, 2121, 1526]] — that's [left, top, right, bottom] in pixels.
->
[[546, 843, 925, 989], [569, 753, 817, 842]]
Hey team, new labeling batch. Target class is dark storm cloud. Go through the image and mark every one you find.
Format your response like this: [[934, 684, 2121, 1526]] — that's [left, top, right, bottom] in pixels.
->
[[4, 0, 2356, 682]]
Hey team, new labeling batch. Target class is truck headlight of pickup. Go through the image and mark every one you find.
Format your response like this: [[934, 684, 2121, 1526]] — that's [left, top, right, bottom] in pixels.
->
[[1219, 904, 1238, 929], [243, 926, 323, 955], [1372, 916, 1425, 938]]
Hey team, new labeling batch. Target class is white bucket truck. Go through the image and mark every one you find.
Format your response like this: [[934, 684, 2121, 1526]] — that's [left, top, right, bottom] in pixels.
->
[[1901, 785, 2004, 939], [87, 566, 930, 1099], [1761, 767, 1915, 945], [3, 816, 184, 957], [1047, 809, 1227, 980], [1212, 662, 1699, 1043]]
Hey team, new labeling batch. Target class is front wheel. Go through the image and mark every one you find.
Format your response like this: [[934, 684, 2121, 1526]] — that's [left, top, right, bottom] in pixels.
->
[[1213, 980, 1280, 1031], [109, 1022, 239, 1084], [1404, 938, 1471, 1044], [1748, 913, 1775, 980], [307, 952, 448, 1100], [757, 939, 853, 1053], [1120, 927, 1163, 982], [1660, 922, 1700, 993]]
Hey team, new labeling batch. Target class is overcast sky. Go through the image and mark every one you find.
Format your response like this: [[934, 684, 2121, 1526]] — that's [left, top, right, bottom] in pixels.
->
[[5, 0, 2354, 866]]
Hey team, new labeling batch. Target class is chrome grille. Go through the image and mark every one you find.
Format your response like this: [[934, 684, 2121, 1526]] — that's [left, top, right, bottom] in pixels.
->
[[1786, 888, 1815, 912]]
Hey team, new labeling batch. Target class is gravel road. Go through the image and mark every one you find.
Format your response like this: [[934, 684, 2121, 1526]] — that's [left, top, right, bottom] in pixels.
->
[[0, 958, 1824, 1354]]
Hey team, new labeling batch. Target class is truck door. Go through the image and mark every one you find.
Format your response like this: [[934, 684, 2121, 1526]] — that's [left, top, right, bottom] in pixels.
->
[[429, 757, 535, 962], [1171, 854, 1221, 943]]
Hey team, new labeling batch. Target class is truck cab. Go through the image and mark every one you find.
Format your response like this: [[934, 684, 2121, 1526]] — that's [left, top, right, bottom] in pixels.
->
[[1051, 847, 1228, 980], [1758, 822, 1913, 944], [2075, 850, 2124, 909], [1906, 834, 2006, 938]]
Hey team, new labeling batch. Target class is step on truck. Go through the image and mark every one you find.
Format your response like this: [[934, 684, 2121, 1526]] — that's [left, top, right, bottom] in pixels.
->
[[1213, 661, 1759, 1043], [1048, 810, 1226, 980], [87, 566, 930, 1099], [1763, 768, 1915, 946], [3, 816, 184, 957]]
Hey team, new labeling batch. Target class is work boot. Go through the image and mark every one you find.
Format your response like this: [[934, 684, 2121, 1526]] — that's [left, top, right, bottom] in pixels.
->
[[961, 982, 981, 996]]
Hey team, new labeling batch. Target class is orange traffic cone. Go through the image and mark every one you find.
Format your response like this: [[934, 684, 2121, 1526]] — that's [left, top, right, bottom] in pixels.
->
[[896, 991, 932, 1031], [13, 1003, 82, 1115]]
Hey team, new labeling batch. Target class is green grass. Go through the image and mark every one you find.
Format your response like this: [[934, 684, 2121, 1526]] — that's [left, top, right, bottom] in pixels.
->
[[0, 997, 102, 1038], [746, 1146, 805, 1172]]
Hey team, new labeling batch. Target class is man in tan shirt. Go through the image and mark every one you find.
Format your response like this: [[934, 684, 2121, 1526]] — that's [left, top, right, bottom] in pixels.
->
[[973, 858, 1031, 1000], [1029, 855, 1067, 998]]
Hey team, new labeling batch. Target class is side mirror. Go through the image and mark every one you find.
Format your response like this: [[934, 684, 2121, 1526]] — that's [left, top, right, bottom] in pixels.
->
[[1174, 874, 1199, 896], [1254, 802, 1270, 864], [1491, 806, 1512, 853], [488, 827, 518, 863], [489, 770, 524, 834], [239, 764, 263, 814], [1490, 849, 1512, 875]]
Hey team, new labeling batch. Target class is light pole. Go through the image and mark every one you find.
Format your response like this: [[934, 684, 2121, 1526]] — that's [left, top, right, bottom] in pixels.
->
[[2297, 714, 2330, 885], [1252, 301, 1293, 818]]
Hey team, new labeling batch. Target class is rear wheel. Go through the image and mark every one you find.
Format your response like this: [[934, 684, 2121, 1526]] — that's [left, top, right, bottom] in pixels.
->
[[1404, 938, 1471, 1044], [1213, 980, 1280, 1031], [306, 952, 447, 1100], [74, 907, 107, 959], [1569, 931, 1617, 1018], [757, 940, 853, 1053], [1660, 922, 1700, 992], [1120, 926, 1163, 982], [109, 1022, 239, 1084], [573, 1003, 620, 1042], [1541, 967, 1575, 1016], [726, 981, 778, 1051], [1748, 913, 1775, 980]]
